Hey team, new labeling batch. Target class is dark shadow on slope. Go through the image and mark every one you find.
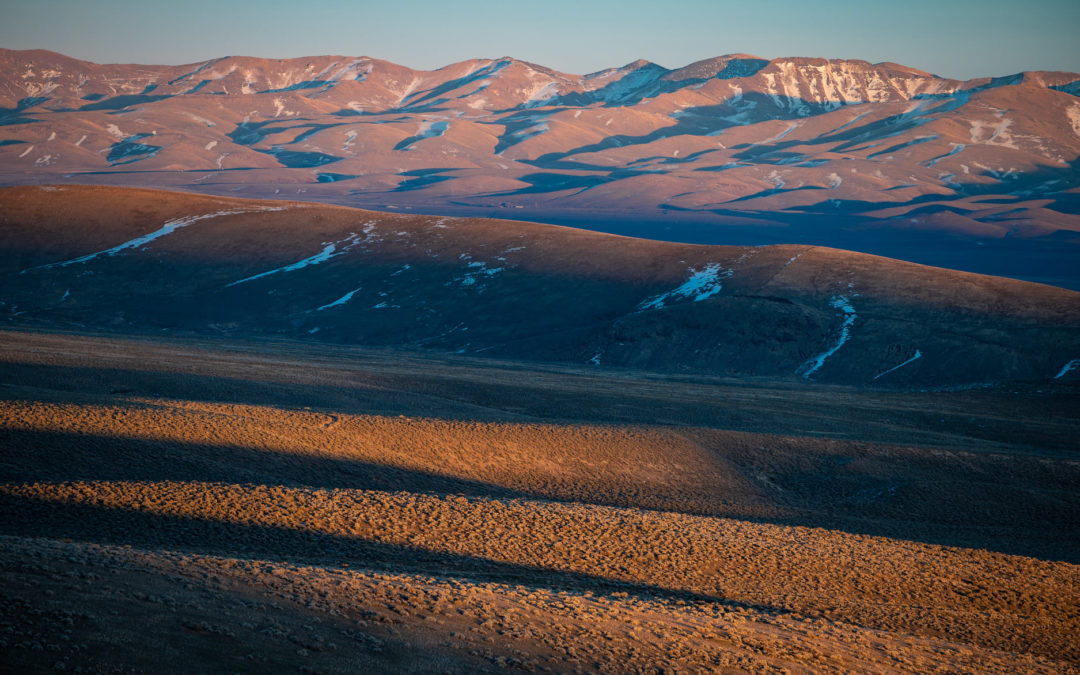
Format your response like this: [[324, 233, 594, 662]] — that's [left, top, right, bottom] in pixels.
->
[[0, 97, 50, 125], [316, 173, 358, 183], [3, 347, 1077, 454], [712, 58, 770, 80], [261, 80, 334, 94], [521, 95, 856, 168], [393, 121, 450, 151], [184, 79, 212, 94], [1, 421, 1077, 564], [660, 57, 770, 85], [393, 168, 457, 191], [711, 98, 956, 164], [0, 428, 526, 498], [167, 59, 222, 86], [785, 158, 1080, 210], [0, 491, 753, 609], [1051, 80, 1080, 96], [228, 119, 346, 147], [290, 123, 345, 144], [503, 83, 1059, 176], [78, 94, 173, 112], [106, 134, 163, 165], [497, 172, 613, 194], [259, 146, 343, 168], [629, 148, 722, 167], [228, 119, 299, 145], [585, 62, 668, 106], [489, 110, 555, 155], [400, 60, 512, 109], [722, 184, 827, 203], [575, 57, 768, 108], [865, 134, 939, 159]]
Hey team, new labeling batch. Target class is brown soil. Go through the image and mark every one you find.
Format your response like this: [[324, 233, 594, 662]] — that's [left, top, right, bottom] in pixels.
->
[[1, 329, 1078, 673]]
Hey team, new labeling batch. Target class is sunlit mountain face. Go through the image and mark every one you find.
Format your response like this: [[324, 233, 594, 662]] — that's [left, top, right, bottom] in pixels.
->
[[2, 49, 1078, 288]]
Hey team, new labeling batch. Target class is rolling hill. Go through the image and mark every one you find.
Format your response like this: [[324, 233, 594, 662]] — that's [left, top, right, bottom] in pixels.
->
[[2, 184, 1077, 387]]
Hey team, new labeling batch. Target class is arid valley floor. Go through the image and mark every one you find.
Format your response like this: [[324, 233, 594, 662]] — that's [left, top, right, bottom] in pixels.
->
[[2, 328, 1079, 673]]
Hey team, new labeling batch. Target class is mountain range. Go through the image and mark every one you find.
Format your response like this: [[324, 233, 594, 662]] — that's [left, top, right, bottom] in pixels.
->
[[2, 49, 1078, 288]]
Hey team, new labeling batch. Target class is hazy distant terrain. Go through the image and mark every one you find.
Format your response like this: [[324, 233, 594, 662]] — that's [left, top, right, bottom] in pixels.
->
[[2, 49, 1078, 287]]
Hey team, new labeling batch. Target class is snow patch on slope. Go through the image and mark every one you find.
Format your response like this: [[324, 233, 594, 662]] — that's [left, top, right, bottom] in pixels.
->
[[873, 350, 922, 381], [1067, 104, 1080, 137], [1054, 358, 1080, 379], [227, 228, 370, 287], [316, 288, 361, 311], [23, 208, 277, 272], [970, 116, 1018, 149], [638, 263, 731, 311], [799, 294, 857, 379], [523, 81, 560, 108], [452, 260, 505, 287]]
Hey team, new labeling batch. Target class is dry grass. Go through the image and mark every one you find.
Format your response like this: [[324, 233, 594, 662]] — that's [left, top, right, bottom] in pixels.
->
[[5, 479, 1079, 662], [2, 329, 1079, 673], [4, 536, 1071, 674]]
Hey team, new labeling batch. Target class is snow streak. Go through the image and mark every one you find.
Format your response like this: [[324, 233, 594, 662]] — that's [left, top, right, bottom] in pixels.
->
[[22, 209, 274, 273], [316, 288, 361, 311], [873, 350, 923, 381], [1054, 358, 1080, 379], [637, 263, 731, 311], [799, 295, 856, 378], [226, 233, 362, 287]]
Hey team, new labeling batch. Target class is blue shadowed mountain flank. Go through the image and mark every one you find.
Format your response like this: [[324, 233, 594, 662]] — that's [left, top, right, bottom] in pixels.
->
[[316, 173, 358, 183], [107, 134, 162, 165], [260, 146, 343, 168], [394, 168, 457, 192], [394, 121, 450, 151]]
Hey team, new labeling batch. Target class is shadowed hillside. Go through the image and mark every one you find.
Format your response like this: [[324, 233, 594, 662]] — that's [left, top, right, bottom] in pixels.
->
[[2, 185, 1078, 387]]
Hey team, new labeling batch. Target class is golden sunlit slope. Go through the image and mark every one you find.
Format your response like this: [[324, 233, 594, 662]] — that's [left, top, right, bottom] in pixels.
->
[[1, 330, 1078, 673], [2, 185, 1078, 387]]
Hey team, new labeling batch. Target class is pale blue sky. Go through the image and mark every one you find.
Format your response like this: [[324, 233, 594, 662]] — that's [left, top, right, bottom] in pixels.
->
[[1, 0, 1077, 79]]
